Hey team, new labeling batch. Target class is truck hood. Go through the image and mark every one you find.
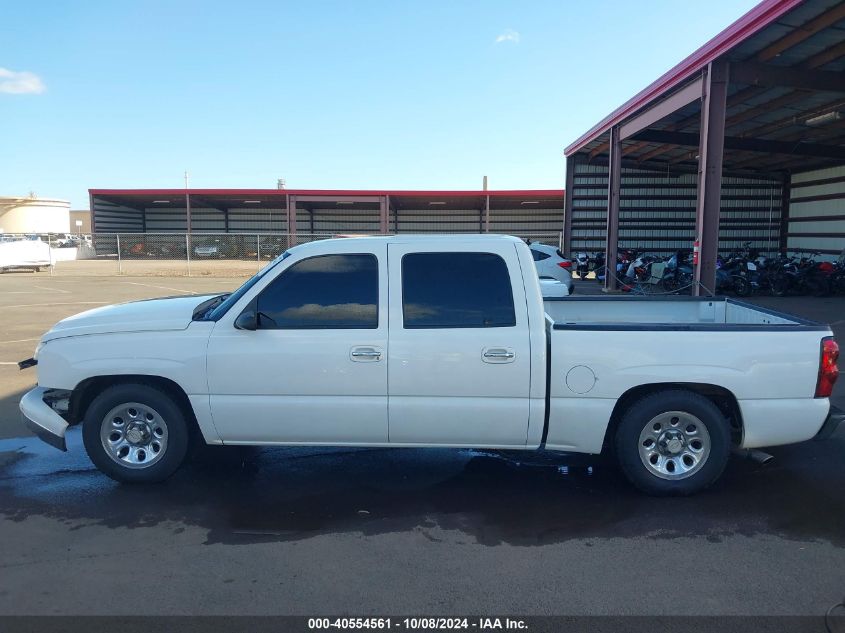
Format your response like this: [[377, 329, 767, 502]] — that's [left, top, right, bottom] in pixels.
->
[[41, 294, 219, 342]]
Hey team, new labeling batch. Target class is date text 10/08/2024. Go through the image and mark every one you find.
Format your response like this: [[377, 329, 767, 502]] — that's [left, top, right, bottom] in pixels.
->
[[308, 618, 528, 630]]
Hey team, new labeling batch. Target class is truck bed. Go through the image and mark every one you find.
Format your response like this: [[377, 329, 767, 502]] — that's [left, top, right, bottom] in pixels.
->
[[541, 296, 832, 455], [543, 296, 818, 329]]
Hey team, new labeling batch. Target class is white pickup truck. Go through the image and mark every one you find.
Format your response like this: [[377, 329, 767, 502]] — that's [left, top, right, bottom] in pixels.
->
[[19, 235, 842, 495]]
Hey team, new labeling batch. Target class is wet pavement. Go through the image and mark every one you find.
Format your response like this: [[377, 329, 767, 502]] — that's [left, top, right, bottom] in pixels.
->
[[3, 429, 845, 548], [1, 426, 844, 615], [1, 276, 844, 615]]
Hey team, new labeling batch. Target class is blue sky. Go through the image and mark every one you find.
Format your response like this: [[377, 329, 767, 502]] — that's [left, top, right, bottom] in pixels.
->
[[2, 0, 760, 208]]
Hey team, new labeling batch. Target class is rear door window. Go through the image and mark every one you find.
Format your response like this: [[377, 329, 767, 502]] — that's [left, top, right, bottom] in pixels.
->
[[401, 252, 515, 328]]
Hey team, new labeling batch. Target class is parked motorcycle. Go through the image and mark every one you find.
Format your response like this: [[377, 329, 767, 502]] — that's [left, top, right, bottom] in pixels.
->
[[661, 250, 694, 293], [574, 252, 591, 279]]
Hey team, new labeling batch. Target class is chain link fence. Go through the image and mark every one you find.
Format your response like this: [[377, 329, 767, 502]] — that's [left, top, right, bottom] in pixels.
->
[[1, 231, 561, 277]]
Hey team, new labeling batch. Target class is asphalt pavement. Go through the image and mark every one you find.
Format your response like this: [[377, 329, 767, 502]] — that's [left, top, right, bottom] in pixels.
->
[[1, 274, 843, 616]]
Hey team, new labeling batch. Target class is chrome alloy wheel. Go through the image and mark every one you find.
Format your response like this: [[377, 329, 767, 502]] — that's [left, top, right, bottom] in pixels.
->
[[637, 410, 711, 480], [100, 402, 169, 469]]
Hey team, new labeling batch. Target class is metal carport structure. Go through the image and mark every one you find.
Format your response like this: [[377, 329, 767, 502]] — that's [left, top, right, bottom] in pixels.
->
[[89, 188, 565, 242], [564, 0, 845, 294]]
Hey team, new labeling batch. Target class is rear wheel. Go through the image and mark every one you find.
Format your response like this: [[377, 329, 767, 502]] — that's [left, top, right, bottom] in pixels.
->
[[660, 275, 679, 293], [771, 275, 790, 297], [82, 383, 190, 483], [614, 390, 731, 496], [807, 275, 830, 297], [733, 276, 752, 297]]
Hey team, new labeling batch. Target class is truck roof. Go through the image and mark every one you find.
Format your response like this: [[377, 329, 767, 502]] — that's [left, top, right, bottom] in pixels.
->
[[296, 234, 527, 248]]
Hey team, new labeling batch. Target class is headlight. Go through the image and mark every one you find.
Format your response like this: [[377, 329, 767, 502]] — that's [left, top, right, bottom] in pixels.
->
[[33, 341, 44, 360]]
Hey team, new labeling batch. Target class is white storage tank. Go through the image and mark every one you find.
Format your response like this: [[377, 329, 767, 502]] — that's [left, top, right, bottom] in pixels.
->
[[0, 196, 71, 234]]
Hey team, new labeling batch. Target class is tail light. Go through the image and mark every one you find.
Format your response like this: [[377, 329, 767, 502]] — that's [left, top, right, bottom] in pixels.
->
[[558, 261, 572, 269], [815, 337, 839, 398]]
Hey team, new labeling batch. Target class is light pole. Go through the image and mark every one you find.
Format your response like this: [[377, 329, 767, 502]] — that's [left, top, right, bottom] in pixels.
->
[[184, 170, 191, 234]]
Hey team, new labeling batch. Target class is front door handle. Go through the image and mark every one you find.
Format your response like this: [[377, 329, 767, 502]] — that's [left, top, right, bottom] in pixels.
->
[[350, 346, 382, 362], [482, 347, 515, 363]]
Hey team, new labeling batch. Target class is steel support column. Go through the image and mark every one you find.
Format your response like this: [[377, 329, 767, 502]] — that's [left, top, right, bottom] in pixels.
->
[[485, 195, 490, 233], [780, 175, 791, 254], [563, 154, 575, 256], [604, 126, 622, 291], [287, 195, 297, 246], [89, 193, 95, 234], [693, 61, 728, 296], [380, 196, 388, 234]]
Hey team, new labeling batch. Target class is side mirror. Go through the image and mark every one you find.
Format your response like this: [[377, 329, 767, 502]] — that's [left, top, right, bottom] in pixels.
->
[[234, 310, 257, 331]]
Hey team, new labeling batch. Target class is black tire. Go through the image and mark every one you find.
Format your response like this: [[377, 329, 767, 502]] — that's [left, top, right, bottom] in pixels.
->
[[807, 275, 830, 297], [82, 383, 190, 483], [660, 275, 679, 293], [614, 390, 731, 496], [733, 276, 752, 297], [772, 275, 790, 297]]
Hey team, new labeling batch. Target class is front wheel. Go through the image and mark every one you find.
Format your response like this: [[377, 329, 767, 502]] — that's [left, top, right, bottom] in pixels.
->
[[771, 275, 790, 297], [82, 383, 190, 483], [733, 275, 752, 297], [660, 275, 679, 293], [614, 390, 731, 496]]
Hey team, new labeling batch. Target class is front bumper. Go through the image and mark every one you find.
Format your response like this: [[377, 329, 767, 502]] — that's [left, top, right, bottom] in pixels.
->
[[815, 404, 844, 441], [19, 387, 69, 451]]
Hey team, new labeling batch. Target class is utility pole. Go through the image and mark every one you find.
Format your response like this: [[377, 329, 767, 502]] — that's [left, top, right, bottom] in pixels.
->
[[184, 170, 191, 233]]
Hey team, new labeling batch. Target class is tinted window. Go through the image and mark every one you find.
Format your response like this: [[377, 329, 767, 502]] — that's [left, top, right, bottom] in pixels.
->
[[531, 249, 550, 261], [402, 252, 516, 329], [256, 254, 378, 329]]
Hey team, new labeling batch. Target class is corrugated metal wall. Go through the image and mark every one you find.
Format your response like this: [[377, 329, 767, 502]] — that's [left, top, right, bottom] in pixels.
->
[[92, 198, 143, 233], [569, 157, 782, 256], [300, 208, 382, 234], [94, 204, 289, 234], [788, 166, 845, 258], [91, 196, 563, 241], [488, 206, 562, 237]]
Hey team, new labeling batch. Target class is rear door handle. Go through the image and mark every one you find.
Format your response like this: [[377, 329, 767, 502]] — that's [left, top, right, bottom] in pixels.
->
[[350, 346, 382, 362], [482, 347, 515, 363]]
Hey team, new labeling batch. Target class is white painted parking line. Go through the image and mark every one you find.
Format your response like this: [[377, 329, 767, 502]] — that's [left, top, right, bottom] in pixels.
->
[[0, 362, 21, 365], [4, 301, 107, 309], [124, 282, 196, 294], [34, 285, 70, 294], [0, 338, 40, 345]]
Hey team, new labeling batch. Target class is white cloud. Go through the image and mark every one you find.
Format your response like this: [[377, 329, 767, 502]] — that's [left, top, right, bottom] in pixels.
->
[[495, 29, 520, 44], [0, 67, 46, 94]]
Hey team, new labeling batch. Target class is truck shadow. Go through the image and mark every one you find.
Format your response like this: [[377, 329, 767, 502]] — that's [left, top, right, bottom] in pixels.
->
[[1, 427, 844, 547]]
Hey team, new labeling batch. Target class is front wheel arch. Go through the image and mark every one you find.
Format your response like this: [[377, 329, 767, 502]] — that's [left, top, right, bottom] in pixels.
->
[[69, 375, 200, 439]]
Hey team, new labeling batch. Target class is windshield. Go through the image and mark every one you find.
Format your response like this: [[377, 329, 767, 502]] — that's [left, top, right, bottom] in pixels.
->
[[204, 250, 292, 321]]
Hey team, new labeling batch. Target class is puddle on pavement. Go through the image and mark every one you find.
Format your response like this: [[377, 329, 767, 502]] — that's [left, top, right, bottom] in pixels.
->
[[1, 427, 843, 547]]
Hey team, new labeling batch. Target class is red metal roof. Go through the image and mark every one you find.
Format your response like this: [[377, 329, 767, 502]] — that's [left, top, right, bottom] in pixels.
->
[[89, 188, 563, 198], [564, 0, 804, 156]]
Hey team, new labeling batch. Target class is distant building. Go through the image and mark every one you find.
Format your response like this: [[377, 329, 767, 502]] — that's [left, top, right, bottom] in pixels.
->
[[70, 209, 92, 234], [89, 188, 566, 243]]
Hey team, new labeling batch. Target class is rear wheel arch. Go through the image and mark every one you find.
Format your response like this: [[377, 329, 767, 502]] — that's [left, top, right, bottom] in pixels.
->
[[602, 382, 743, 455]]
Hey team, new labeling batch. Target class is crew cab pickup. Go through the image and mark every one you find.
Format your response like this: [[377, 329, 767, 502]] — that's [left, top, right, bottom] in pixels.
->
[[19, 235, 842, 495]]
